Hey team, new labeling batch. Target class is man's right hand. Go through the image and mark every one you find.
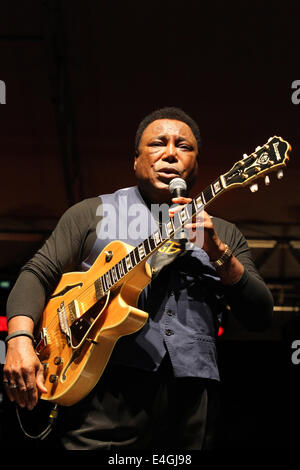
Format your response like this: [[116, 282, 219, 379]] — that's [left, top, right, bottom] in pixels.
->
[[3, 317, 48, 410]]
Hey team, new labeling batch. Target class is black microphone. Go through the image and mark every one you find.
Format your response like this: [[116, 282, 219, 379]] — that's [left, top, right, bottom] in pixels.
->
[[168, 178, 188, 246], [168, 177, 187, 199]]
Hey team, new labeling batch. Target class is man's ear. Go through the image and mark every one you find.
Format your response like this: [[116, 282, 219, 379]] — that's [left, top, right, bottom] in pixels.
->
[[133, 151, 139, 171]]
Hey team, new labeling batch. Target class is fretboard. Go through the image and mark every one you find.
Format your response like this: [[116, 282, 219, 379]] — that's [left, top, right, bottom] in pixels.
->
[[94, 176, 225, 298]]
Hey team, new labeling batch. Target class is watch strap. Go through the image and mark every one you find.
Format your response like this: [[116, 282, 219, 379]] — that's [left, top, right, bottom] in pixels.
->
[[5, 330, 35, 344], [211, 244, 233, 268]]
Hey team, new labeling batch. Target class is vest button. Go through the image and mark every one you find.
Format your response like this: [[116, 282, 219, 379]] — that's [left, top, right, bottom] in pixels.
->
[[167, 309, 174, 316], [165, 329, 174, 336]]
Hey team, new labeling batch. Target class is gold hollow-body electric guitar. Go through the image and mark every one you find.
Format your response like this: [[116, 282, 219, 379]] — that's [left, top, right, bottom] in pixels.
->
[[35, 136, 291, 406]]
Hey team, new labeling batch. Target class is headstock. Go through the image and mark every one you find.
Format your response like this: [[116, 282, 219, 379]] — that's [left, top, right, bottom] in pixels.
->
[[222, 136, 291, 192]]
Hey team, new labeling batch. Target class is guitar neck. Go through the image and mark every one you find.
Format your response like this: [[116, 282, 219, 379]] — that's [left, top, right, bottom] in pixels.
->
[[95, 175, 226, 297]]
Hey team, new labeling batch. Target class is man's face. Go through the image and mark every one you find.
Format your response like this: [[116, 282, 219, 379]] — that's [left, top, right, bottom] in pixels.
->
[[134, 119, 198, 203]]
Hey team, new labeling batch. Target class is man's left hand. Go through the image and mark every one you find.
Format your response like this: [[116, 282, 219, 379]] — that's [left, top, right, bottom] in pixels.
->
[[170, 196, 226, 261]]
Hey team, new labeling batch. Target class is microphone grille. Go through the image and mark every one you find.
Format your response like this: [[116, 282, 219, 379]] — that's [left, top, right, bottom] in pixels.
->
[[168, 177, 187, 194]]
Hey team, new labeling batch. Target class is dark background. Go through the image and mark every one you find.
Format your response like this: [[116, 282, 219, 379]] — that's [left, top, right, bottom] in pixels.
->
[[0, 0, 300, 449]]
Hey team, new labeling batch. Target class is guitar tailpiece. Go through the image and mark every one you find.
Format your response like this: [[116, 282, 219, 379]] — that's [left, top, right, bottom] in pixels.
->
[[15, 403, 59, 440]]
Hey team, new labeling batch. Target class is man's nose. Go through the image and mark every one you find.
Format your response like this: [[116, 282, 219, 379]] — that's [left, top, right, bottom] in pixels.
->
[[163, 141, 178, 161]]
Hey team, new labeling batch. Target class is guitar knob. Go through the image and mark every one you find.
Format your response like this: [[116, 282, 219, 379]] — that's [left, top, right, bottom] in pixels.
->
[[250, 184, 258, 193], [264, 175, 270, 185], [277, 169, 284, 179], [54, 356, 63, 365], [49, 374, 58, 383], [105, 250, 113, 262]]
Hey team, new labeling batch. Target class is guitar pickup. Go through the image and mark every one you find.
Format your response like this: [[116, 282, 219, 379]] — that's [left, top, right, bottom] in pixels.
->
[[94, 278, 105, 300], [69, 299, 81, 322]]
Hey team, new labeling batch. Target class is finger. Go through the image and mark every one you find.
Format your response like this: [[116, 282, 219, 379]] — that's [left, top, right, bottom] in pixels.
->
[[186, 217, 204, 227], [185, 218, 204, 230], [185, 218, 205, 247], [36, 365, 48, 394], [185, 224, 199, 243], [169, 205, 185, 217], [191, 209, 205, 223], [24, 380, 38, 410], [23, 365, 46, 410], [14, 377, 28, 408], [21, 372, 37, 410], [10, 370, 28, 408], [3, 378, 15, 402], [5, 375, 19, 403], [172, 196, 192, 205]]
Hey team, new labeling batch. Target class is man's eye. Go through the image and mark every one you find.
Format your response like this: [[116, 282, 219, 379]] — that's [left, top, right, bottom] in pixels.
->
[[178, 144, 192, 150], [149, 141, 164, 146]]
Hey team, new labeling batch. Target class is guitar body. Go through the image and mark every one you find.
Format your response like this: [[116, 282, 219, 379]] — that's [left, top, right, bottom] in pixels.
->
[[35, 240, 151, 406]]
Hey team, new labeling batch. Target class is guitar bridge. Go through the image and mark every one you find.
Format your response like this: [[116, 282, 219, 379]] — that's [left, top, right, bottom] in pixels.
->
[[57, 302, 71, 346], [35, 327, 51, 355]]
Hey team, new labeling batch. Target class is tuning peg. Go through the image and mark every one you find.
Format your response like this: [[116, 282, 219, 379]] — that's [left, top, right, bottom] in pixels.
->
[[264, 175, 270, 185], [243, 153, 248, 159], [277, 169, 284, 180], [250, 183, 258, 192], [255, 146, 261, 151]]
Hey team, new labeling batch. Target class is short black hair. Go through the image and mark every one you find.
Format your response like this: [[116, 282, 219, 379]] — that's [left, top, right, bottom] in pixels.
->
[[134, 106, 201, 156]]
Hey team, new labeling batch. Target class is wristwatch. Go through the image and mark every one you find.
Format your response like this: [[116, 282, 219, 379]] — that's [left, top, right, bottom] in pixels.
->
[[211, 244, 233, 268]]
